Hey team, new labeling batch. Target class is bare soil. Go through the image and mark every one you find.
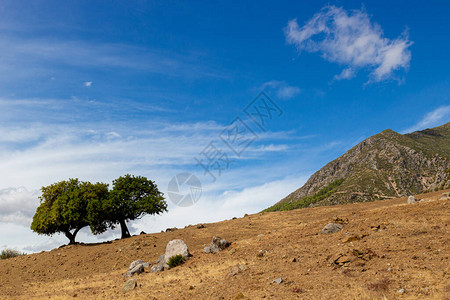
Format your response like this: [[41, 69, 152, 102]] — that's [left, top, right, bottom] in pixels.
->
[[1, 190, 449, 299]]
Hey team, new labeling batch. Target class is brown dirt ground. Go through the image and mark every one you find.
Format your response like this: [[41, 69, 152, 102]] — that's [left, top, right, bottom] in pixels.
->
[[0, 190, 449, 300]]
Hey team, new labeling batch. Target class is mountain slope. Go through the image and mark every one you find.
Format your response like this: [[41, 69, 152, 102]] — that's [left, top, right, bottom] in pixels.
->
[[265, 122, 450, 212]]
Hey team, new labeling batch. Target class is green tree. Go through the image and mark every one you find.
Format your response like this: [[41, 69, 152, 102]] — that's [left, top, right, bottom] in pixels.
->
[[106, 174, 167, 239], [31, 179, 109, 244]]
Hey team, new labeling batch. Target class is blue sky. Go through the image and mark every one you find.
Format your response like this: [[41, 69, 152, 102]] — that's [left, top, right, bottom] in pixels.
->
[[1, 0, 449, 252]]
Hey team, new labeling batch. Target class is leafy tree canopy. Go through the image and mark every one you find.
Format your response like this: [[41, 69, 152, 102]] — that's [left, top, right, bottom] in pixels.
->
[[105, 174, 167, 238], [31, 179, 109, 244]]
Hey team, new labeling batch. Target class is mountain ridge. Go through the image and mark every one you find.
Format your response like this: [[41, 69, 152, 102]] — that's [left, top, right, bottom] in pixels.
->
[[265, 122, 450, 211]]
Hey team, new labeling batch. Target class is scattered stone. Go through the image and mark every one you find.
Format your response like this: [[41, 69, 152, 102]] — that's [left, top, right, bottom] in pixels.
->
[[244, 214, 249, 217], [122, 278, 137, 292], [371, 225, 380, 231], [156, 254, 165, 264], [150, 264, 164, 273], [165, 227, 177, 232], [321, 223, 343, 234], [230, 249, 236, 255], [342, 234, 366, 243], [440, 192, 450, 200], [331, 216, 349, 224], [197, 224, 206, 229], [140, 231, 146, 235], [204, 236, 230, 254], [407, 195, 417, 204], [272, 278, 283, 285], [129, 260, 149, 270], [164, 239, 190, 263], [232, 217, 237, 220], [257, 250, 264, 257], [397, 288, 405, 294], [328, 248, 377, 268], [233, 293, 245, 299], [124, 264, 144, 277], [124, 260, 149, 277], [228, 264, 248, 277]]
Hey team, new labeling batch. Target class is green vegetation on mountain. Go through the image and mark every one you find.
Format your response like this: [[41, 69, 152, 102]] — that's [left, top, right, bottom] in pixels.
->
[[267, 122, 450, 212], [264, 179, 344, 212]]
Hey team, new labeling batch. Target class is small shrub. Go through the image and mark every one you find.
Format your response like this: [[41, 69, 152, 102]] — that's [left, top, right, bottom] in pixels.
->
[[0, 249, 25, 260], [167, 254, 185, 268]]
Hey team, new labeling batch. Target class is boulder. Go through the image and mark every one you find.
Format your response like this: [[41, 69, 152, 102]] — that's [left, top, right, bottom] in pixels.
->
[[164, 239, 190, 263], [129, 260, 149, 270], [122, 279, 137, 292], [150, 264, 165, 273], [321, 223, 343, 234], [124, 259, 150, 277], [407, 195, 417, 204], [204, 236, 230, 254], [124, 264, 145, 277]]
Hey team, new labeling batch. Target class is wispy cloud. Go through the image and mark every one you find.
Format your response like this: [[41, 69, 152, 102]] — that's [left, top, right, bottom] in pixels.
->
[[0, 37, 227, 84], [261, 81, 301, 99], [402, 105, 450, 133], [285, 6, 412, 83]]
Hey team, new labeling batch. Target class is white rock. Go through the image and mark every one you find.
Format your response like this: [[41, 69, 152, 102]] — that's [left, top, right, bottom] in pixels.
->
[[407, 195, 417, 204], [164, 239, 190, 263]]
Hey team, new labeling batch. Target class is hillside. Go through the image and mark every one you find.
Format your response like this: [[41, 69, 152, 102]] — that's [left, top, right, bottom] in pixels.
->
[[0, 190, 449, 299], [265, 122, 450, 212]]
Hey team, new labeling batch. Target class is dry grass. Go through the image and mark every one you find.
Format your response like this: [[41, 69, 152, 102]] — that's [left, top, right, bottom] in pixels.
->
[[0, 189, 449, 299]]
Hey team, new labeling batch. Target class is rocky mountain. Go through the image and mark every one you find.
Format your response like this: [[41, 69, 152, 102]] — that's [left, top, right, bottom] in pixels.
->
[[265, 122, 450, 211]]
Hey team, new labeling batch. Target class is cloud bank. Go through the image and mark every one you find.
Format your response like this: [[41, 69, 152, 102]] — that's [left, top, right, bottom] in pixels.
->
[[0, 187, 40, 226], [285, 6, 413, 82]]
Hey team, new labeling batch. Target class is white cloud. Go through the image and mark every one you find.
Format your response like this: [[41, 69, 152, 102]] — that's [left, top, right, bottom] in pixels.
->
[[285, 6, 412, 82], [0, 187, 40, 227], [261, 81, 301, 99], [333, 68, 355, 80], [83, 81, 92, 87], [402, 105, 450, 133], [133, 175, 307, 234]]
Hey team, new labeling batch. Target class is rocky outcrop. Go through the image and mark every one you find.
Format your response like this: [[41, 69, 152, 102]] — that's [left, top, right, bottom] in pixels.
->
[[204, 236, 230, 254], [268, 122, 450, 211]]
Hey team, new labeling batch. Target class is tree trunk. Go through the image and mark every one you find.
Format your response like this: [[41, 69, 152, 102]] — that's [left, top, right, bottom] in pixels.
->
[[119, 219, 131, 239], [65, 231, 76, 245], [64, 227, 82, 245]]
